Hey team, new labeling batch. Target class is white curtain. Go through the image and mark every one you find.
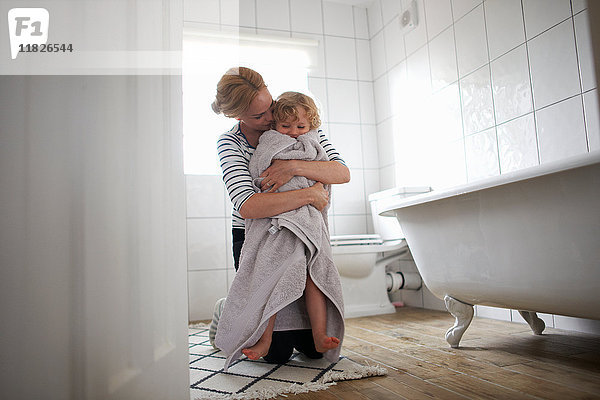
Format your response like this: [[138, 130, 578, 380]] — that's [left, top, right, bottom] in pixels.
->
[[0, 2, 188, 399]]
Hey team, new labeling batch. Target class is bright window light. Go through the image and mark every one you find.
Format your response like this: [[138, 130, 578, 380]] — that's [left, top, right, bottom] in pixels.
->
[[183, 29, 317, 175]]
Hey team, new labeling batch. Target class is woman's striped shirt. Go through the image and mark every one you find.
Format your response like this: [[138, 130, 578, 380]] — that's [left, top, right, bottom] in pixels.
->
[[217, 122, 346, 229]]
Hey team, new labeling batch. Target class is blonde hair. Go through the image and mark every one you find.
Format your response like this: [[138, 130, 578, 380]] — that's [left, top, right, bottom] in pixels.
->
[[211, 67, 267, 118], [273, 91, 321, 130]]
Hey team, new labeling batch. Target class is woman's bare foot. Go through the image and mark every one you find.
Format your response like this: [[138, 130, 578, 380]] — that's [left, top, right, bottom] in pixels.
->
[[314, 335, 340, 353], [242, 340, 271, 360]]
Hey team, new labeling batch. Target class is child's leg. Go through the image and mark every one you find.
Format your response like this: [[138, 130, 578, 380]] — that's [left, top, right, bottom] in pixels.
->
[[242, 314, 277, 360], [305, 274, 340, 353]]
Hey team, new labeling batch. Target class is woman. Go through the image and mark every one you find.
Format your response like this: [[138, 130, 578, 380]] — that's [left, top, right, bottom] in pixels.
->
[[210, 67, 350, 363]]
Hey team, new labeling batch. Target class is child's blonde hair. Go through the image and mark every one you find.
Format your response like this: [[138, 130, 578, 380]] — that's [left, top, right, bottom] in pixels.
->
[[273, 92, 321, 130], [212, 67, 267, 118]]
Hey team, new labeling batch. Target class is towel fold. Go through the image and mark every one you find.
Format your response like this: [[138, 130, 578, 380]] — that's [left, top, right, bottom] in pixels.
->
[[215, 129, 345, 371]]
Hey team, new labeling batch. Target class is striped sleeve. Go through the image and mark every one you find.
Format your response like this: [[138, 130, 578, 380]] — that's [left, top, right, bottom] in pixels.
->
[[217, 134, 255, 213], [318, 130, 346, 165]]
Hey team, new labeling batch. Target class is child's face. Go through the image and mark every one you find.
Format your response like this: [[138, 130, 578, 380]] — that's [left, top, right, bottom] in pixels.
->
[[275, 107, 310, 138]]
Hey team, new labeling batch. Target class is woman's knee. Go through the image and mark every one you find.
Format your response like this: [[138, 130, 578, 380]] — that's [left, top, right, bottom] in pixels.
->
[[263, 332, 294, 364]]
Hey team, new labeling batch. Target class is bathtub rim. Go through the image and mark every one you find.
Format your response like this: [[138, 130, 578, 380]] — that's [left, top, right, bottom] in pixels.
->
[[380, 150, 600, 215]]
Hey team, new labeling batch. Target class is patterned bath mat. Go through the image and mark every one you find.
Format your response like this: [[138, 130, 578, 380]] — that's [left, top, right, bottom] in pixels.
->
[[189, 324, 387, 400]]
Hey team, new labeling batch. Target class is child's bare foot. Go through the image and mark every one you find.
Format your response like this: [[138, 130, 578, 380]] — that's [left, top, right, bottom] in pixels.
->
[[314, 335, 340, 353], [242, 340, 271, 360]]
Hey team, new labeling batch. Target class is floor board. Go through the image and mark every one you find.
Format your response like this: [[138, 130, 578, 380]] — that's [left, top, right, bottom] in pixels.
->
[[276, 307, 600, 399]]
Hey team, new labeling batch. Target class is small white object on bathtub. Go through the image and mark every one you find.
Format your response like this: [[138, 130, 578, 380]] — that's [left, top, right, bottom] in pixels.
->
[[382, 150, 600, 347]]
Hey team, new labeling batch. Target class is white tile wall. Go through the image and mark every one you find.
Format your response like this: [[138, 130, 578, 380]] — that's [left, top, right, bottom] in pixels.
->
[[377, 118, 395, 167], [188, 269, 228, 321], [187, 218, 228, 271], [490, 44, 533, 124], [497, 113, 539, 173], [325, 36, 357, 80], [373, 74, 391, 123], [370, 31, 386, 79], [186, 175, 226, 218], [554, 315, 600, 335], [464, 127, 500, 181], [323, 1, 354, 37], [406, 46, 431, 96], [484, 0, 525, 60], [328, 123, 363, 168], [333, 215, 368, 235], [454, 4, 488, 78], [429, 26, 458, 92], [379, 164, 395, 190], [574, 10, 596, 92], [358, 81, 376, 124], [363, 169, 380, 204], [367, 0, 383, 37], [584, 89, 600, 150], [221, 0, 240, 26], [256, 0, 290, 31], [381, 0, 402, 26], [430, 83, 463, 141], [361, 124, 379, 168], [290, 0, 323, 35], [308, 77, 329, 121], [572, 0, 587, 14], [383, 16, 406, 69], [460, 64, 495, 136], [356, 40, 373, 81], [424, 0, 453, 40], [353, 7, 370, 40], [451, 0, 482, 21], [528, 19, 580, 109], [388, 61, 408, 115], [185, 0, 220, 24], [476, 305, 512, 321], [522, 0, 572, 39], [184, 0, 382, 319], [239, 0, 256, 28], [536, 95, 587, 163], [332, 169, 366, 215], [326, 79, 361, 123]]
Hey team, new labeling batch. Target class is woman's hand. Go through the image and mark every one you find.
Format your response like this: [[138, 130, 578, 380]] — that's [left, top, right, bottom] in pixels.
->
[[260, 159, 298, 192], [308, 182, 329, 211]]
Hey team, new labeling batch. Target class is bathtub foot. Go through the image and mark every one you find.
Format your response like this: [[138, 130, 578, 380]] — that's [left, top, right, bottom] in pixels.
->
[[518, 311, 545, 335], [444, 295, 474, 348]]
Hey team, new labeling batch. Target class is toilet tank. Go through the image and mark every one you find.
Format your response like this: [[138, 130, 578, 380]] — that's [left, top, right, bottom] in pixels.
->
[[368, 186, 431, 241]]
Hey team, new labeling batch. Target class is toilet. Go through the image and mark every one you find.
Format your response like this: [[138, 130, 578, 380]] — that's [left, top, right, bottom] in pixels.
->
[[331, 187, 430, 318]]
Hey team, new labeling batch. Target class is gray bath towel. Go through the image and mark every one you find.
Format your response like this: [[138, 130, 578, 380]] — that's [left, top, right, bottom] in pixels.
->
[[215, 129, 345, 371]]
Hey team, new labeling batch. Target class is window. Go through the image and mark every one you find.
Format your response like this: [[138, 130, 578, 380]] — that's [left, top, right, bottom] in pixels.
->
[[182, 28, 318, 175]]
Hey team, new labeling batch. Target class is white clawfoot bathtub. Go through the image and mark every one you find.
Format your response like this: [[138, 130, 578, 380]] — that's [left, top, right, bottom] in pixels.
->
[[381, 151, 600, 347]]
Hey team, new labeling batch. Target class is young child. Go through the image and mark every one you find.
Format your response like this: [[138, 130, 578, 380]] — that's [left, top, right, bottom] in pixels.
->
[[240, 91, 341, 361]]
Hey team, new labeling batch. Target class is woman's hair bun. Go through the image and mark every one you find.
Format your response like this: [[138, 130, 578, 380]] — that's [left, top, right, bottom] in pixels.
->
[[211, 100, 221, 114]]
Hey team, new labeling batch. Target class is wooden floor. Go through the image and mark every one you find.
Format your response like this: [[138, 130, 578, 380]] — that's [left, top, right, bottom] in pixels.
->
[[282, 307, 600, 399]]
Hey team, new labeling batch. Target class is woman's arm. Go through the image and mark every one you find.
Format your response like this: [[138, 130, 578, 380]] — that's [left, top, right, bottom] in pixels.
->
[[239, 182, 329, 219], [259, 159, 349, 192], [259, 130, 350, 192]]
